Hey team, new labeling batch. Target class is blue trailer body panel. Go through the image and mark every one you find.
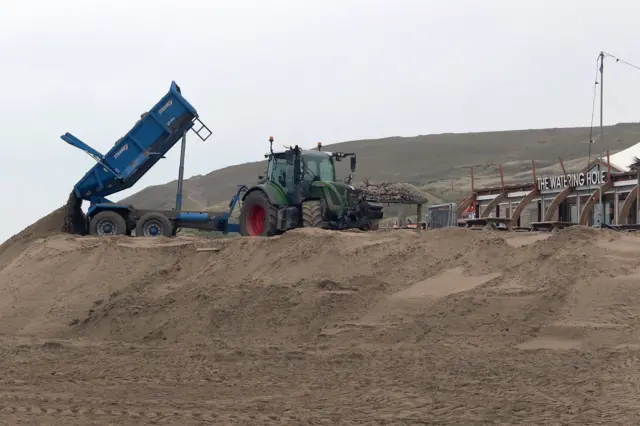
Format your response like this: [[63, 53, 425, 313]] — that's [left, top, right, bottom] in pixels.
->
[[87, 203, 131, 217], [66, 81, 201, 203]]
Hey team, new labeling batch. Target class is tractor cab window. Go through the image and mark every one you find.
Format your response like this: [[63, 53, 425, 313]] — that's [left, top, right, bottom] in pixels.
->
[[303, 155, 335, 182], [268, 155, 291, 187]]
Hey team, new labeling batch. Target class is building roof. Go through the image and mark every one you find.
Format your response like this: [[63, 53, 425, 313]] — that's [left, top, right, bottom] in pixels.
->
[[607, 142, 640, 172]]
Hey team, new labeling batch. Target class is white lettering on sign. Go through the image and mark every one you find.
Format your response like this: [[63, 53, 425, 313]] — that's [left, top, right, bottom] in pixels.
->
[[158, 99, 173, 115], [536, 170, 607, 191], [113, 144, 129, 160]]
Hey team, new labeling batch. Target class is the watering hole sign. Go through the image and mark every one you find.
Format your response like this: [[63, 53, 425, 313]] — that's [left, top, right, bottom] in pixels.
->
[[536, 169, 607, 191]]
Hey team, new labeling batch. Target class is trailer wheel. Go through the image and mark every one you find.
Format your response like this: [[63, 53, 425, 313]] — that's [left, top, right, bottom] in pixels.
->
[[239, 190, 278, 236], [135, 212, 174, 237], [89, 211, 127, 236], [302, 200, 323, 228]]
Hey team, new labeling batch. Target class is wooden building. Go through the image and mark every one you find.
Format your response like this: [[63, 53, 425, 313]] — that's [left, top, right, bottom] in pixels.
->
[[456, 146, 640, 230]]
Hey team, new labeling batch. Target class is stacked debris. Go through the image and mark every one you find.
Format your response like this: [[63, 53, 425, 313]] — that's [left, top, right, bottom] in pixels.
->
[[359, 180, 428, 205], [61, 191, 88, 235]]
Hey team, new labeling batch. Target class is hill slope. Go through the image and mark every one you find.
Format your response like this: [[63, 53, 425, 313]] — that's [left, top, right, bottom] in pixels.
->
[[121, 122, 640, 210]]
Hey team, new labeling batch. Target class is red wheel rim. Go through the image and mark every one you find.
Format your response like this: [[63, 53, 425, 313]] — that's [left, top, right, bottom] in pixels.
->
[[247, 205, 266, 235]]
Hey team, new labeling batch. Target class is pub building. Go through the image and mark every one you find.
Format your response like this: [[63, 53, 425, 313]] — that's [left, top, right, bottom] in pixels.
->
[[458, 144, 640, 228]]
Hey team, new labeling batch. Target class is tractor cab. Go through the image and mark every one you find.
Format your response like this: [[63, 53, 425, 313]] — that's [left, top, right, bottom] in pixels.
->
[[263, 138, 356, 193], [266, 149, 336, 190]]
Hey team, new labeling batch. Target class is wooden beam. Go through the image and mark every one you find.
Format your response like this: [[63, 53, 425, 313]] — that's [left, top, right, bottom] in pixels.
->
[[457, 193, 476, 219], [510, 188, 539, 225], [558, 156, 567, 175], [480, 192, 508, 218], [196, 247, 221, 252], [579, 180, 614, 225], [470, 166, 475, 193], [617, 185, 638, 225], [543, 186, 573, 221]]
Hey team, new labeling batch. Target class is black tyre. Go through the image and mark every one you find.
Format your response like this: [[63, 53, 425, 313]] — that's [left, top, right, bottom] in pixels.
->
[[302, 200, 323, 228], [360, 219, 380, 231], [239, 190, 278, 236], [89, 211, 127, 236], [135, 212, 173, 237]]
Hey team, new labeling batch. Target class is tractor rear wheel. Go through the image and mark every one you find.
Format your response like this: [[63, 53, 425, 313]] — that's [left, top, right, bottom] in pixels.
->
[[239, 190, 278, 236], [302, 200, 323, 228]]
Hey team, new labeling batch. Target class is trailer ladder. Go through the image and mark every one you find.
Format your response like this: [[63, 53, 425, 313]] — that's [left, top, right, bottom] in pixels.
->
[[192, 117, 212, 141]]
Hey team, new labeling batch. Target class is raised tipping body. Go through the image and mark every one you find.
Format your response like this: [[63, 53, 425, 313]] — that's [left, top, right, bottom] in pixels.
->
[[64, 81, 211, 205]]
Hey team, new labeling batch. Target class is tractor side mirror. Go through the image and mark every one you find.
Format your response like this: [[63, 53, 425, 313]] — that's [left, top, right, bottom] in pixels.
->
[[350, 156, 356, 172], [258, 175, 264, 180]]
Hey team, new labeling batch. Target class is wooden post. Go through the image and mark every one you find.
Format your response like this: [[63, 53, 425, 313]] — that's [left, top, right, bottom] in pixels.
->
[[398, 205, 406, 227], [417, 204, 423, 230], [607, 150, 611, 181], [470, 166, 475, 193], [532, 160, 537, 187], [558, 156, 567, 175], [499, 164, 504, 190]]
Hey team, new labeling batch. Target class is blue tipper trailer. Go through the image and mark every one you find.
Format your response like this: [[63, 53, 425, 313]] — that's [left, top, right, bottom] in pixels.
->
[[63, 81, 246, 237]]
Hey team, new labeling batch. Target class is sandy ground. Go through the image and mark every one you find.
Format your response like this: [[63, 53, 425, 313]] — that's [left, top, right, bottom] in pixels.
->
[[3, 210, 640, 424]]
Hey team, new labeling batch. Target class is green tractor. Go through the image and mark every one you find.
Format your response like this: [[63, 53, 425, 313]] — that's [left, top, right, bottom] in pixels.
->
[[238, 137, 384, 236]]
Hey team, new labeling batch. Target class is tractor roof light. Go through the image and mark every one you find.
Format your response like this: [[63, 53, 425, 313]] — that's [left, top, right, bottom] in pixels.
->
[[268, 136, 274, 154]]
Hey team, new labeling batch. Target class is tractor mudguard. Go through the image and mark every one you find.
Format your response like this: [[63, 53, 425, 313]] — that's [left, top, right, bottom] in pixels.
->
[[310, 181, 346, 216], [242, 182, 288, 206]]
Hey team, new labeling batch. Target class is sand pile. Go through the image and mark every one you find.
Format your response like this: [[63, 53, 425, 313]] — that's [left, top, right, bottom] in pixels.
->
[[2, 222, 640, 351], [0, 206, 67, 271], [0, 227, 515, 344], [4, 223, 640, 422], [0, 192, 87, 270]]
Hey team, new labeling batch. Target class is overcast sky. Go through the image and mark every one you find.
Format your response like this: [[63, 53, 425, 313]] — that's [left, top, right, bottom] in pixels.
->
[[2, 0, 640, 243]]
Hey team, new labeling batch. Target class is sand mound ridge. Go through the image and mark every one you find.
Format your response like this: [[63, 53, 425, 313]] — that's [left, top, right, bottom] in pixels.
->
[[2, 222, 638, 352], [0, 206, 67, 270]]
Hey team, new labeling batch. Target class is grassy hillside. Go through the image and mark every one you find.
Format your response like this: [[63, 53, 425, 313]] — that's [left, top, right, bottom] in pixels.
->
[[121, 122, 640, 211]]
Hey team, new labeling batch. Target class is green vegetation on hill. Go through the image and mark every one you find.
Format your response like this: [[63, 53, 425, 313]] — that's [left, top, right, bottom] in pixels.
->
[[121, 122, 640, 213]]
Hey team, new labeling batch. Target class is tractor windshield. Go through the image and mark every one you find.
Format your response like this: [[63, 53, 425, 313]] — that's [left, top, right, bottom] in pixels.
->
[[303, 153, 335, 182]]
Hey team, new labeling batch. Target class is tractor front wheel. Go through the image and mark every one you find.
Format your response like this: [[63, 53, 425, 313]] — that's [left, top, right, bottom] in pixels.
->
[[239, 190, 278, 236], [301, 200, 323, 228]]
